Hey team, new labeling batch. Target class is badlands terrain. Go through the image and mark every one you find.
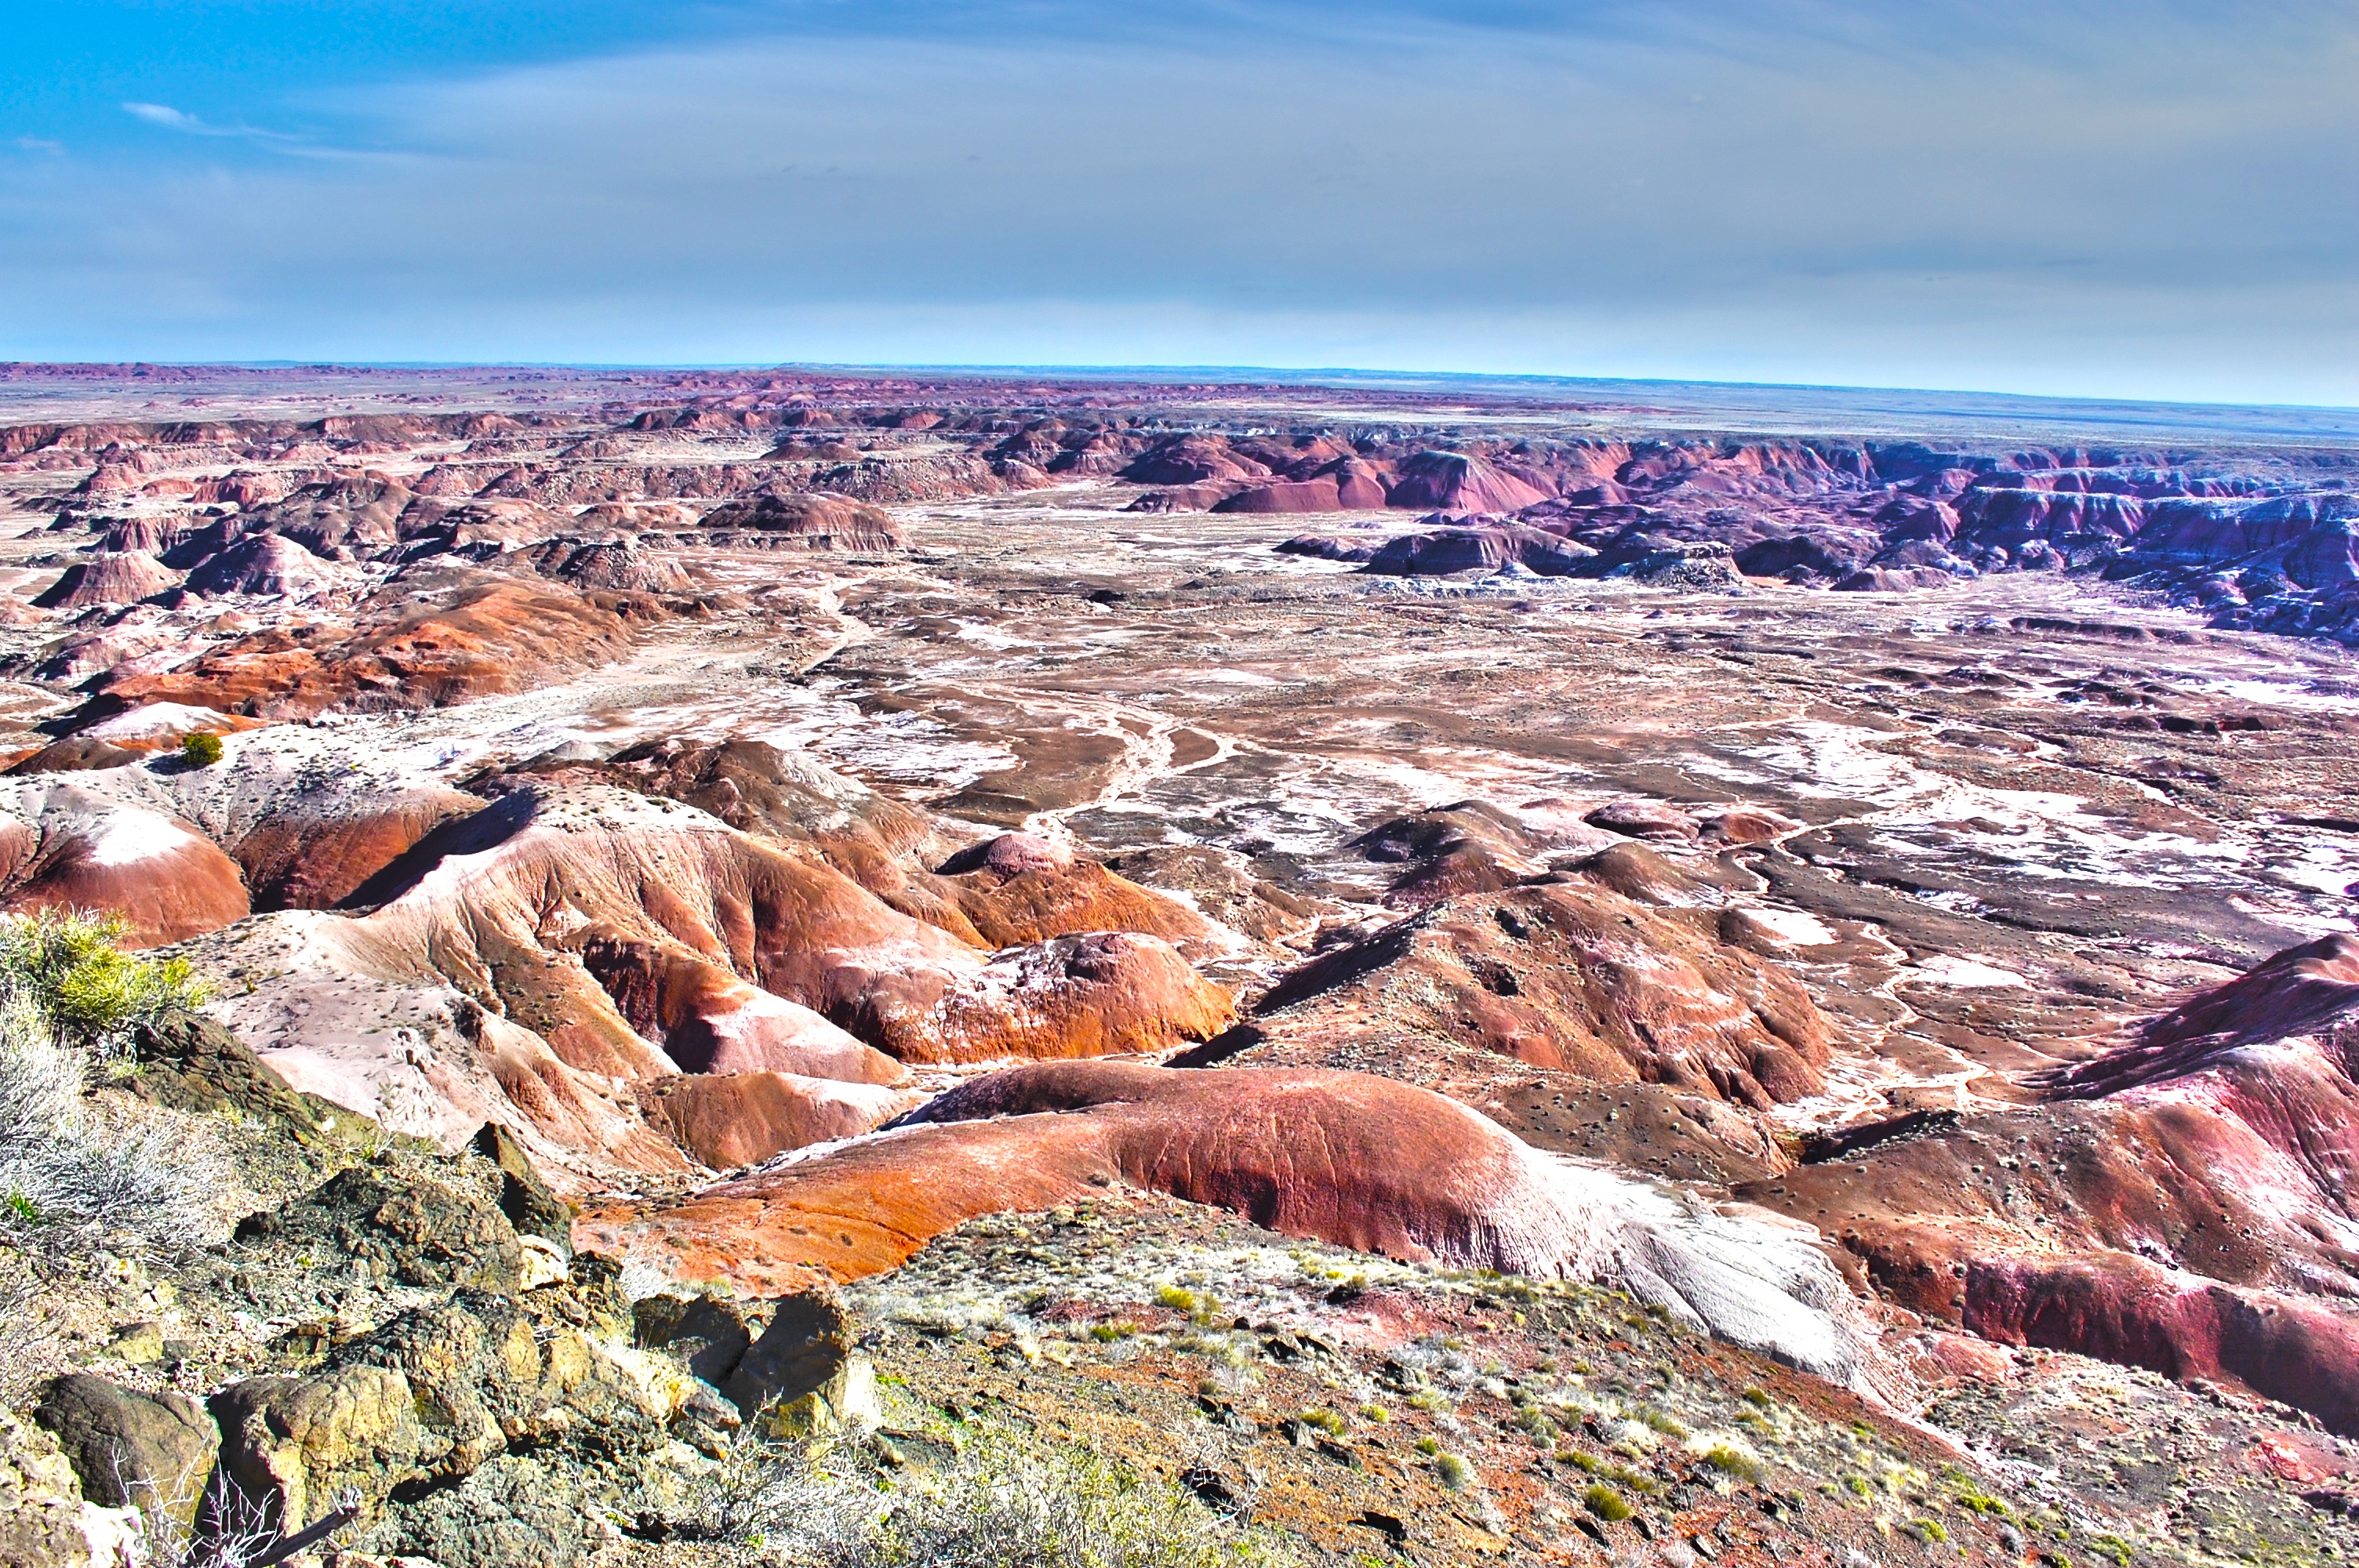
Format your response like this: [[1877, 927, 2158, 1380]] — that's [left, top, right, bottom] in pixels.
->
[[6, 362, 2359, 1566]]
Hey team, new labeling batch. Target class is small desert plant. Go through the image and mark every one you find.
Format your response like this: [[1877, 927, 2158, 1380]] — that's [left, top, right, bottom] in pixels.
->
[[1695, 1441, 1766, 1486], [0, 908, 209, 1054], [1581, 1484, 1633, 1523], [180, 732, 225, 768], [0, 991, 221, 1248], [675, 1422, 1294, 1567], [1432, 1451, 1476, 1492]]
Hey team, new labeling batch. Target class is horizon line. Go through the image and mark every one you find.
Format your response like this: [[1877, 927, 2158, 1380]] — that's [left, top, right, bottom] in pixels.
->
[[7, 358, 2359, 420]]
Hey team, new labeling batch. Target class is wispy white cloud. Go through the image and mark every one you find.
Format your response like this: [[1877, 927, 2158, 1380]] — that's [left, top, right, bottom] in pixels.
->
[[122, 101, 213, 132]]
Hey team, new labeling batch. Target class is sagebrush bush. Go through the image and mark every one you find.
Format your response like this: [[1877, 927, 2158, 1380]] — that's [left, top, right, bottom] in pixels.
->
[[677, 1422, 1295, 1567], [0, 994, 222, 1246], [0, 914, 224, 1249], [0, 908, 209, 1054], [180, 731, 224, 768]]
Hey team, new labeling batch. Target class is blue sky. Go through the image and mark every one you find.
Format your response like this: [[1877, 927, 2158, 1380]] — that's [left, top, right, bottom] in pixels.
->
[[4, 2, 2356, 405]]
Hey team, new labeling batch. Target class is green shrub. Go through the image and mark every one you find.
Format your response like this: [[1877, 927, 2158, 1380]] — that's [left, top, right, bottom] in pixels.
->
[[1637, 1407, 1689, 1439], [1581, 1485, 1633, 1523], [1908, 1518, 1949, 1545], [1298, 1409, 1346, 1437], [1154, 1284, 1197, 1313], [180, 731, 224, 768], [1433, 1452, 1476, 1492], [0, 909, 209, 1054], [1697, 1443, 1765, 1485]]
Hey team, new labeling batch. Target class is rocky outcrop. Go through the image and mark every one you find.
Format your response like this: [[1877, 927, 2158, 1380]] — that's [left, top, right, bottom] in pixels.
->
[[209, 1365, 425, 1537], [0, 1406, 135, 1568], [236, 1167, 525, 1292]]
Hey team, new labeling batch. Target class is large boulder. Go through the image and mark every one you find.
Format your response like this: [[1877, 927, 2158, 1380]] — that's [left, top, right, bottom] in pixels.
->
[[718, 1291, 860, 1421], [633, 1294, 770, 1388], [34, 1374, 218, 1525], [471, 1120, 574, 1249], [209, 1366, 424, 1536]]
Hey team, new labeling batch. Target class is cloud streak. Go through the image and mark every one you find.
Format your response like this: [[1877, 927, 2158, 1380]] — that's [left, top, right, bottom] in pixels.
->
[[0, 2, 2353, 403]]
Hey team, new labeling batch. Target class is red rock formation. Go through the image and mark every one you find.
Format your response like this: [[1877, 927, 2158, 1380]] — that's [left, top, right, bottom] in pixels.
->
[[0, 786, 249, 945], [220, 783, 1230, 1168], [1385, 452, 1552, 514], [1965, 1254, 2359, 1436], [637, 1070, 919, 1171], [571, 928, 906, 1083], [939, 833, 1212, 951], [1121, 436, 1270, 487], [89, 579, 647, 722], [1212, 459, 1390, 514], [233, 787, 481, 911], [1250, 881, 1830, 1107], [579, 1060, 1594, 1295], [521, 739, 985, 946], [33, 551, 180, 609], [1735, 934, 2359, 1432], [697, 490, 903, 550]]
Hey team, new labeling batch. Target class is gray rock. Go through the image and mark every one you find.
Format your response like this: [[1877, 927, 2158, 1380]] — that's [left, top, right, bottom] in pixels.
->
[[236, 1165, 523, 1292], [721, 1291, 854, 1417], [35, 1374, 218, 1523], [471, 1121, 573, 1250], [633, 1293, 768, 1388], [365, 1453, 603, 1568]]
